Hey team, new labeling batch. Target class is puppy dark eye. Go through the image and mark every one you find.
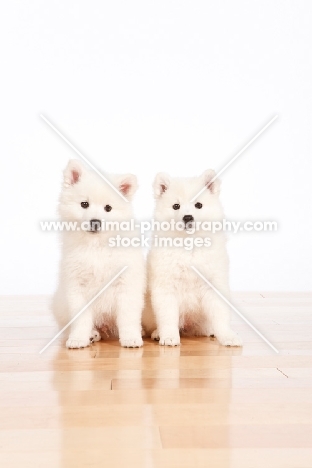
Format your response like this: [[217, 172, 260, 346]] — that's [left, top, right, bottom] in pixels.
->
[[81, 201, 89, 209], [104, 205, 112, 212], [195, 202, 203, 209], [172, 204, 180, 210]]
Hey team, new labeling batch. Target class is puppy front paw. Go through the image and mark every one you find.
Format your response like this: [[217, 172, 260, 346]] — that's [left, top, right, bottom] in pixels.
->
[[217, 330, 243, 347], [159, 332, 180, 346], [66, 338, 91, 349], [120, 336, 143, 348]]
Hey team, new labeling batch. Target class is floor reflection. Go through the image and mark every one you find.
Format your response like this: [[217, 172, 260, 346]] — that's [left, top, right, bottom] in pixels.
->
[[51, 334, 242, 466]]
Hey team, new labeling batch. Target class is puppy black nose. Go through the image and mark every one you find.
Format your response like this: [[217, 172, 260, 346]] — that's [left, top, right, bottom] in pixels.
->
[[183, 215, 194, 224], [90, 219, 101, 231]]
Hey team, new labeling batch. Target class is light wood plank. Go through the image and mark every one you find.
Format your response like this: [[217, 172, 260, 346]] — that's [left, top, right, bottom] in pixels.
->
[[1, 448, 312, 468], [160, 424, 312, 448]]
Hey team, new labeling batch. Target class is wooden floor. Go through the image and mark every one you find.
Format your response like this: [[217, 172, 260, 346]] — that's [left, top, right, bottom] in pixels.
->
[[0, 293, 311, 467]]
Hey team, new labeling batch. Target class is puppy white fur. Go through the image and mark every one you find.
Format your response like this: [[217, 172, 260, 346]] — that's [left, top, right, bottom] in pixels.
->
[[143, 170, 242, 347], [52, 160, 145, 348]]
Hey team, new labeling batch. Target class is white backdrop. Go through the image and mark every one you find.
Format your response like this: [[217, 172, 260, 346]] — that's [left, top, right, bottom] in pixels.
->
[[1, 0, 311, 294]]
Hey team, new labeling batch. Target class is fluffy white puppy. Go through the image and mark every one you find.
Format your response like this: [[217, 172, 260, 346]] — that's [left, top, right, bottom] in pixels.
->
[[52, 160, 145, 348], [143, 170, 242, 347]]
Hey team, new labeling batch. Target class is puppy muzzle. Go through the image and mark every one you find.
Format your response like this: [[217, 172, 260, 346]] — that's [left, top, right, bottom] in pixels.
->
[[182, 214, 194, 230], [89, 219, 102, 232]]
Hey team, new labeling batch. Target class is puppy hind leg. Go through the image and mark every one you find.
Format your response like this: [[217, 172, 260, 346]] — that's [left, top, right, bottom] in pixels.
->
[[90, 329, 101, 343], [202, 290, 242, 347], [151, 329, 160, 341]]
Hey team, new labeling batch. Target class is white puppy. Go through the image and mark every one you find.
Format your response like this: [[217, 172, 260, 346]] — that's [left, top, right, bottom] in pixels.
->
[[143, 170, 242, 347], [52, 160, 145, 348]]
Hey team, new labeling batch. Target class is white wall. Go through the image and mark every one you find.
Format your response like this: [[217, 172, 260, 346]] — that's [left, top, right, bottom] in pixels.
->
[[1, 0, 311, 294]]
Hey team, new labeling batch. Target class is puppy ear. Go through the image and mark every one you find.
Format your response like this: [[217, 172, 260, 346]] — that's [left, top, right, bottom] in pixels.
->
[[201, 169, 221, 195], [118, 174, 138, 199], [153, 172, 171, 198], [63, 160, 84, 187]]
